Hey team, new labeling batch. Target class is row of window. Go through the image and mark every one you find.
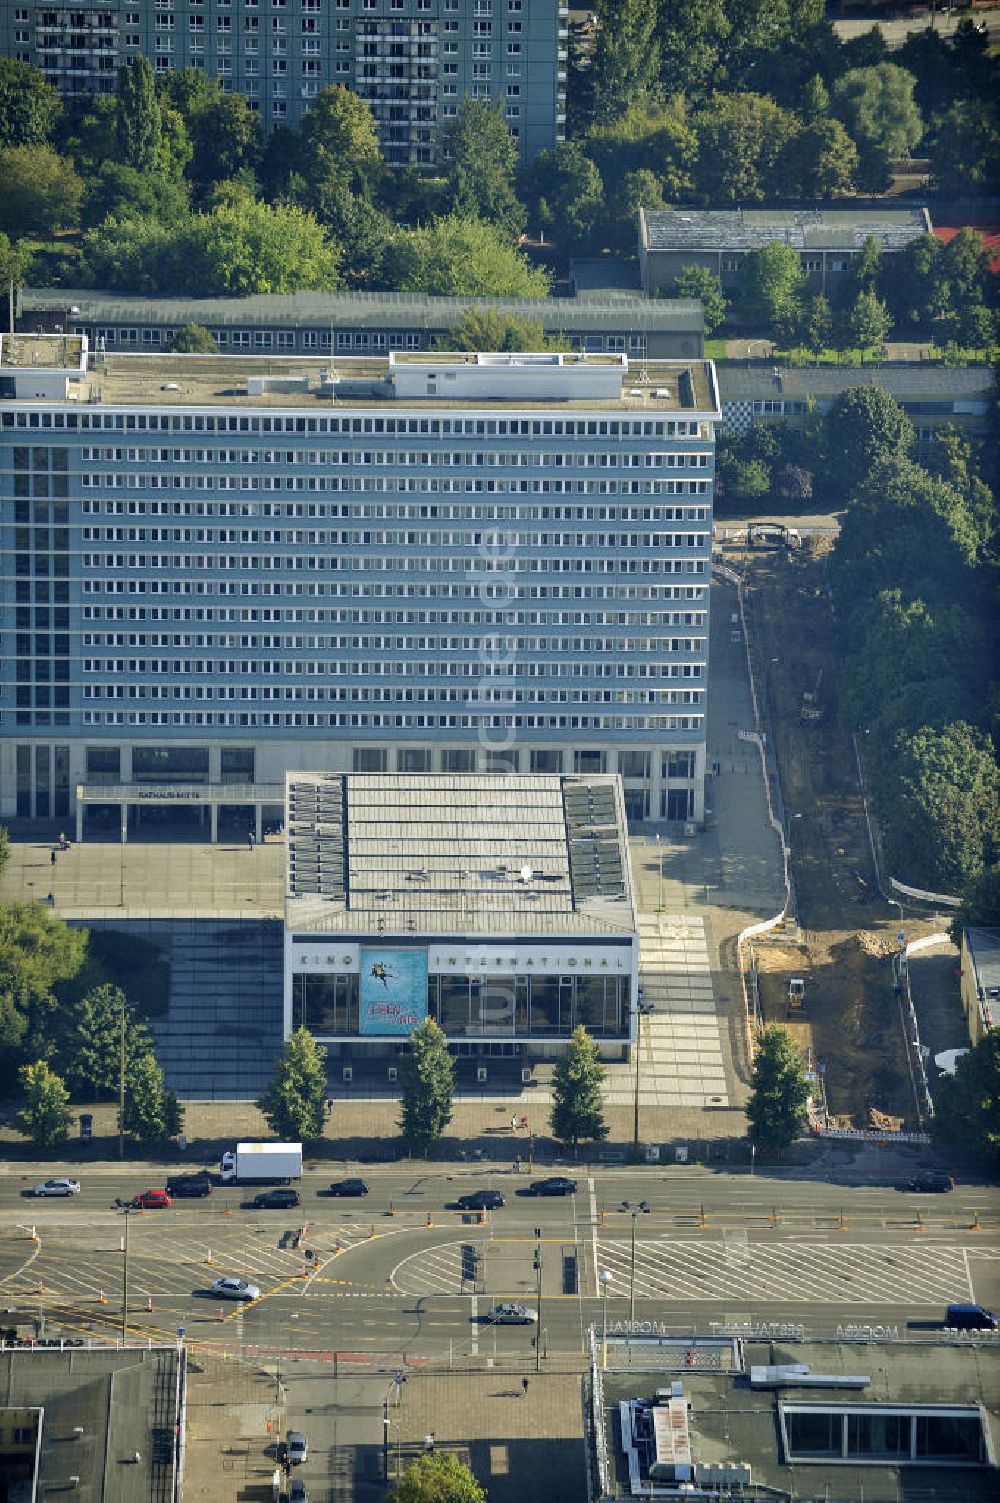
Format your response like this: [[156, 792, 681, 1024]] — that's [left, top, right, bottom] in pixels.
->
[[4, 413, 709, 438], [79, 685, 702, 705], [74, 529, 708, 550], [75, 555, 708, 575], [79, 631, 704, 648], [79, 475, 711, 497], [76, 501, 710, 521], [79, 711, 700, 729], [78, 446, 708, 469], [73, 582, 707, 602], [78, 610, 706, 628], [80, 329, 644, 355]]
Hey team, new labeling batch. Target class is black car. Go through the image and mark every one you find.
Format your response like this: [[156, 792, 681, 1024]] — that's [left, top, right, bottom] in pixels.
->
[[456, 1189, 505, 1211], [166, 1173, 212, 1198], [328, 1178, 369, 1197], [902, 1171, 954, 1194], [253, 1188, 301, 1210], [528, 1176, 578, 1197]]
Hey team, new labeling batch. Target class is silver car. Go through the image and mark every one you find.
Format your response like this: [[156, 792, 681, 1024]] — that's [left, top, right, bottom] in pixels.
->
[[486, 1303, 538, 1325], [33, 1178, 81, 1197], [211, 1277, 261, 1301]]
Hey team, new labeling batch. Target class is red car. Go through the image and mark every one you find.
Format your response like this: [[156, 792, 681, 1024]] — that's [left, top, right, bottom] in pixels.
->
[[132, 1188, 172, 1209]]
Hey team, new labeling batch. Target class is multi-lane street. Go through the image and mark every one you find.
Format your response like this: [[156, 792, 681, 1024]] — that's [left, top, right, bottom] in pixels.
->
[[4, 1167, 999, 1360]]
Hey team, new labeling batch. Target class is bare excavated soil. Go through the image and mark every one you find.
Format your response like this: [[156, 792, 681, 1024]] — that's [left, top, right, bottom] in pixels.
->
[[734, 543, 944, 1130]]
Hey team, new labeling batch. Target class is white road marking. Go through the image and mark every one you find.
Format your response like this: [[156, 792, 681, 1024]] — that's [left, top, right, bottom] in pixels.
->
[[588, 1178, 598, 1296], [470, 1296, 479, 1355]]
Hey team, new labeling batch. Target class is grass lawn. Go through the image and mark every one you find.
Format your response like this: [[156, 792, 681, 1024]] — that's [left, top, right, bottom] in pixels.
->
[[704, 338, 728, 361]]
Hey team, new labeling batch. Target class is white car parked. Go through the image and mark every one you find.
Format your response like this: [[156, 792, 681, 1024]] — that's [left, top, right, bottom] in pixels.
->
[[32, 1178, 81, 1197], [210, 1276, 261, 1301]]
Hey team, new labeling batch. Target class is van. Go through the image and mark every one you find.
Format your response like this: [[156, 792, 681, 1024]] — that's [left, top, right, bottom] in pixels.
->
[[945, 1303, 997, 1330]]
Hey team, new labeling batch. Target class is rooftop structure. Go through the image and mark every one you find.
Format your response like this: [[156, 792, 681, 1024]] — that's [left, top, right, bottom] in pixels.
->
[[0, 1345, 182, 1500], [591, 1338, 1000, 1501], [640, 205, 932, 255], [286, 771, 634, 938], [40, 348, 717, 413]]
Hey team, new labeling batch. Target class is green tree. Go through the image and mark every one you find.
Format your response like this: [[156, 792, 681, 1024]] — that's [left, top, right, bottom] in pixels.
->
[[0, 145, 83, 236], [0, 232, 31, 334], [590, 0, 661, 125], [824, 387, 913, 497], [694, 92, 799, 203], [387, 1450, 486, 1503], [433, 307, 567, 353], [550, 1025, 607, 1149], [801, 293, 832, 351], [672, 264, 727, 335], [655, 0, 729, 96], [16, 1060, 73, 1150], [927, 98, 1000, 197], [58, 983, 157, 1100], [887, 231, 940, 327], [949, 864, 1000, 946], [800, 74, 829, 124], [933, 1030, 1000, 1168], [0, 905, 87, 1055], [0, 57, 61, 147], [82, 162, 191, 232], [530, 142, 604, 251], [778, 118, 858, 200], [882, 721, 1000, 892], [586, 100, 697, 202], [398, 1017, 455, 1156], [116, 54, 162, 172], [299, 84, 382, 199], [445, 97, 523, 241], [121, 1045, 183, 1146], [257, 1026, 329, 1142], [305, 181, 394, 289], [849, 235, 883, 299], [844, 289, 892, 352], [737, 241, 805, 331], [385, 215, 550, 298], [169, 323, 218, 354], [746, 1025, 809, 1157], [187, 92, 260, 193], [831, 63, 923, 160]]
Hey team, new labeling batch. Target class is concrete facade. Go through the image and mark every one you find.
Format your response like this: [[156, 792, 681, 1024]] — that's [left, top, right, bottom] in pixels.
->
[[0, 0, 567, 157]]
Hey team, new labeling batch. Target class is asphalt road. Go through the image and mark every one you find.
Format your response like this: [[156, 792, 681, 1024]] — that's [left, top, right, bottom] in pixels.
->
[[5, 1167, 1000, 1361]]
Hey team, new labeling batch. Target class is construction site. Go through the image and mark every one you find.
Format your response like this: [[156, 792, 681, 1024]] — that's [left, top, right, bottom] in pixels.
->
[[732, 537, 952, 1133]]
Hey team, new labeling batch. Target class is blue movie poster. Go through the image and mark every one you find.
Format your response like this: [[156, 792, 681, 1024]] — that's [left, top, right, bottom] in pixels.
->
[[359, 949, 429, 1035]]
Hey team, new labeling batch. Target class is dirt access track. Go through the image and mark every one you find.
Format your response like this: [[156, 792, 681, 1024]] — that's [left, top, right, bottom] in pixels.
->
[[734, 541, 946, 1129]]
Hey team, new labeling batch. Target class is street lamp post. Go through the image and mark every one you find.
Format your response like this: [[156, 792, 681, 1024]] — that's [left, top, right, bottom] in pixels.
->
[[619, 1201, 650, 1339], [631, 1001, 654, 1154], [599, 1269, 614, 1366], [534, 1225, 543, 1372]]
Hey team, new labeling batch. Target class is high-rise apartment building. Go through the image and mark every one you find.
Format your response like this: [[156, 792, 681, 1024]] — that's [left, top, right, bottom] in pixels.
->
[[0, 337, 718, 829], [0, 0, 567, 158]]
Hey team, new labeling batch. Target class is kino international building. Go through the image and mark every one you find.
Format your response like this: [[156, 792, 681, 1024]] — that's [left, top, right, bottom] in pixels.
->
[[285, 770, 639, 1064], [0, 336, 718, 830]]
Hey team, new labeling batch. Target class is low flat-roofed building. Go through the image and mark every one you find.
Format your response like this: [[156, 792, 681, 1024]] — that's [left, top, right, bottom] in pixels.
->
[[17, 287, 706, 361], [639, 205, 932, 298], [717, 361, 994, 450], [0, 1345, 182, 1502], [589, 1337, 1000, 1501], [284, 770, 639, 1067], [959, 927, 1000, 1045]]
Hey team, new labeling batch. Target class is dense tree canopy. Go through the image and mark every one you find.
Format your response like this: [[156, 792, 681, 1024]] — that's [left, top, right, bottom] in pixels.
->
[[824, 388, 914, 498], [384, 215, 549, 298], [831, 63, 922, 159], [0, 58, 61, 148], [0, 145, 84, 236], [445, 98, 523, 241]]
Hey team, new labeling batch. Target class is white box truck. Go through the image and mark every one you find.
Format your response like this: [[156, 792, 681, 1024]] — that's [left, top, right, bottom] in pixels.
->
[[220, 1142, 302, 1184]]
